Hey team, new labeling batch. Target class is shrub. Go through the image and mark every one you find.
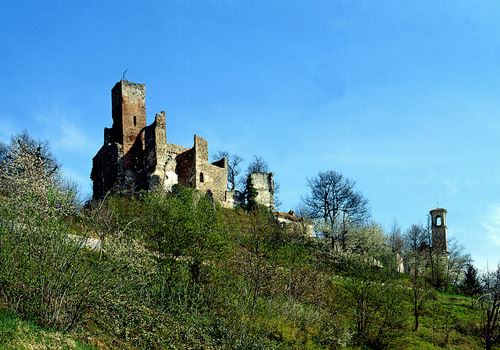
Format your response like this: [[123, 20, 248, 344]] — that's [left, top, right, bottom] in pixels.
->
[[0, 133, 108, 330]]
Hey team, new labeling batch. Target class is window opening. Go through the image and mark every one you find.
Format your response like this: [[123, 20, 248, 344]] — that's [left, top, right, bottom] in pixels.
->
[[436, 216, 442, 226]]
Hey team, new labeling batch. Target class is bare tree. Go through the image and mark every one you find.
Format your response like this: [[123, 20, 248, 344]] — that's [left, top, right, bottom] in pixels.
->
[[247, 155, 269, 174], [302, 170, 369, 251], [422, 216, 437, 286], [388, 220, 405, 274], [445, 239, 471, 289], [403, 224, 433, 331], [389, 221, 405, 254], [244, 155, 283, 210], [420, 215, 443, 287], [478, 265, 500, 350], [212, 151, 243, 191]]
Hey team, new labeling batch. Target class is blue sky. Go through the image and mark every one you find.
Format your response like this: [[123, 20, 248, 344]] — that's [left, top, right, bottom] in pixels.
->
[[1, 0, 499, 270]]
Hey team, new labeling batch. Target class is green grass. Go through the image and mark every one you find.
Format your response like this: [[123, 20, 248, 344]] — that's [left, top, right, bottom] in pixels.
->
[[389, 291, 484, 350], [0, 197, 491, 349], [0, 309, 96, 350]]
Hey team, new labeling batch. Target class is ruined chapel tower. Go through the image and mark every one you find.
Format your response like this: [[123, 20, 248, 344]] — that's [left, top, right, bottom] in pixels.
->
[[430, 208, 448, 253]]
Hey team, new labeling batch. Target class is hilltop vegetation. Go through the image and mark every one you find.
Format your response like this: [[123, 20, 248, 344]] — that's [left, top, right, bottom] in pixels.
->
[[0, 133, 498, 349]]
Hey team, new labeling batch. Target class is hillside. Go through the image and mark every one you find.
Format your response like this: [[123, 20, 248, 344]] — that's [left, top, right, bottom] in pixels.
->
[[0, 133, 497, 349], [0, 193, 493, 349]]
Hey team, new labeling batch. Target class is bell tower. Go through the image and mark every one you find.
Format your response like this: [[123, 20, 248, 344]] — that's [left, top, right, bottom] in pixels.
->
[[429, 208, 447, 253]]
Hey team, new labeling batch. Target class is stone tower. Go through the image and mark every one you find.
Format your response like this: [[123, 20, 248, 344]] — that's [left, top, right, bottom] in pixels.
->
[[111, 80, 146, 171], [430, 208, 447, 253], [91, 80, 148, 198], [248, 172, 275, 210]]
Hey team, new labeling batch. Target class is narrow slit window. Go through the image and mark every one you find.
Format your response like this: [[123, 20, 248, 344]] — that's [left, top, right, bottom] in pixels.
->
[[200, 172, 204, 183], [133, 116, 137, 127]]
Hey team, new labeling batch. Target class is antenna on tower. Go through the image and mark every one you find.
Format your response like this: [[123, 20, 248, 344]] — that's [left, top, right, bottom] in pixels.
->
[[122, 69, 128, 81]]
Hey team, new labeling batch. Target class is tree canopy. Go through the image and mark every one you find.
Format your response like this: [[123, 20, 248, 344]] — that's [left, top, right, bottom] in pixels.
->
[[303, 170, 369, 250]]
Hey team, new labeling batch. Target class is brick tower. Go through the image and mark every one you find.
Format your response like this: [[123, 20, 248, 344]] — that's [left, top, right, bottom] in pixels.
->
[[429, 208, 447, 253], [91, 80, 147, 198], [111, 80, 146, 170]]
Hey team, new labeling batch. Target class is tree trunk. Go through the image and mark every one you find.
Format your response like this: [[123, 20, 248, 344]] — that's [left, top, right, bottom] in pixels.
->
[[413, 284, 419, 331], [485, 308, 493, 350], [414, 305, 419, 331]]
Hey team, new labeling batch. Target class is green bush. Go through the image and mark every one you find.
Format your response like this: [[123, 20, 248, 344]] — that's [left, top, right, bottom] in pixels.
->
[[0, 133, 108, 330]]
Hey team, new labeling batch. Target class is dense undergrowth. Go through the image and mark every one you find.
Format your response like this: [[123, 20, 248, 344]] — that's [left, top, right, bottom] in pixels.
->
[[0, 188, 490, 349], [0, 309, 95, 350], [0, 133, 495, 349]]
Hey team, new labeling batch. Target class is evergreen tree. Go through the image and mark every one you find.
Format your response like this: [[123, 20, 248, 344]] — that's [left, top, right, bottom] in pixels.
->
[[460, 263, 482, 297]]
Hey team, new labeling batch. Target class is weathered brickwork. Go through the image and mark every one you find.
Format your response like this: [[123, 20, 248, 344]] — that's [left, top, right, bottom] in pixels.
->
[[91, 80, 230, 204], [111, 81, 146, 171]]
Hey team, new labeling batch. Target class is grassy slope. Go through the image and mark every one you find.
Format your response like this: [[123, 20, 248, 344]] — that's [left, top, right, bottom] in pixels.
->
[[0, 310, 96, 350], [0, 296, 484, 350], [391, 292, 483, 350], [0, 206, 487, 350], [222, 208, 485, 350]]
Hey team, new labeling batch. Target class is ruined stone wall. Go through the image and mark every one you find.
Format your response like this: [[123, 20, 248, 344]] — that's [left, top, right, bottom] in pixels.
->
[[193, 135, 228, 202], [221, 190, 244, 208], [91, 142, 123, 199], [145, 112, 170, 188], [196, 162, 227, 202], [249, 172, 275, 209], [175, 148, 196, 187], [160, 143, 188, 190], [144, 121, 157, 172], [166, 143, 189, 155]]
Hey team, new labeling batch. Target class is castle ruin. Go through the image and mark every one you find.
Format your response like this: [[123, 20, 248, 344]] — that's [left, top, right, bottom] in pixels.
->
[[91, 80, 230, 203]]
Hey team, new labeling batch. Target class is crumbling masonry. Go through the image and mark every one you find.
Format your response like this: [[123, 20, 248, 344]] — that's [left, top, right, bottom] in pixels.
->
[[91, 80, 230, 204], [248, 172, 275, 210]]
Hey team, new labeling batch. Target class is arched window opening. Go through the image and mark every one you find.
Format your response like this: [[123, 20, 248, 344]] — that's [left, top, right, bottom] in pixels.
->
[[200, 172, 204, 183], [133, 116, 137, 127], [436, 216, 442, 226]]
